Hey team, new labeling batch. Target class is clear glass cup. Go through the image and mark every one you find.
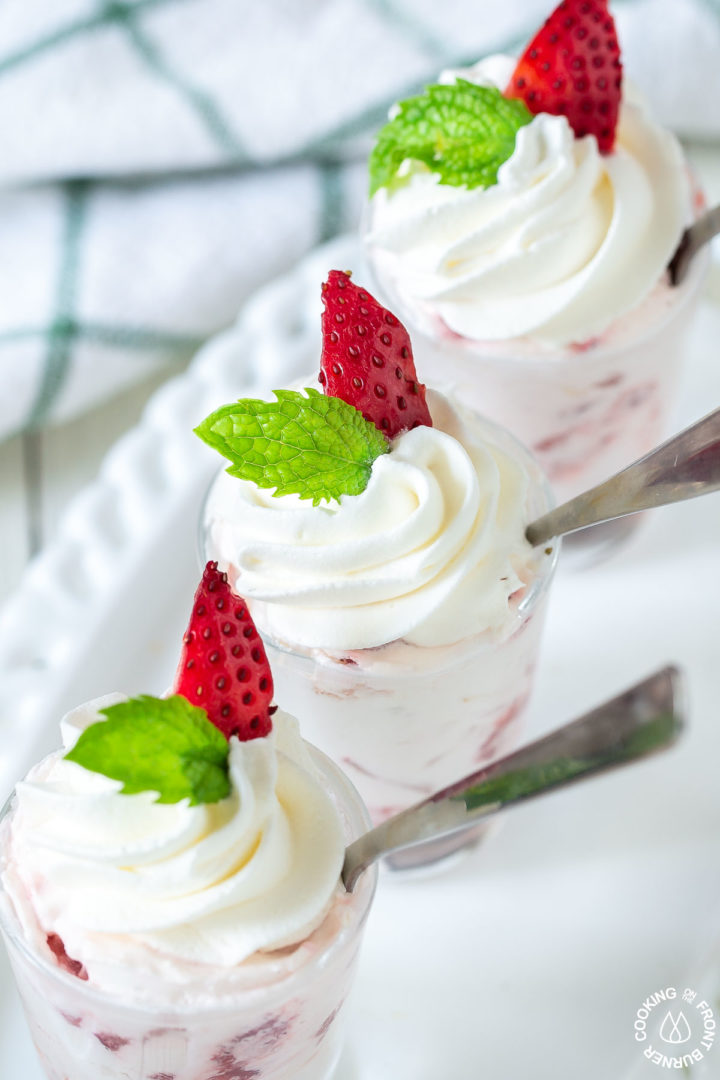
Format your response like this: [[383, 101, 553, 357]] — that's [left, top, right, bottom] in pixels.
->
[[0, 746, 377, 1080], [201, 414, 558, 870], [364, 242, 709, 562]]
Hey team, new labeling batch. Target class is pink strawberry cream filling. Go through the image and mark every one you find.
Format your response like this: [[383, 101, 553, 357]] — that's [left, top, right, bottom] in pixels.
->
[[0, 698, 348, 1007], [366, 54, 691, 350]]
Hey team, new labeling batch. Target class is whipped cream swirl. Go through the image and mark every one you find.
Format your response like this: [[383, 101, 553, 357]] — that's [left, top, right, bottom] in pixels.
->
[[205, 391, 535, 651], [368, 55, 691, 347], [2, 696, 344, 995]]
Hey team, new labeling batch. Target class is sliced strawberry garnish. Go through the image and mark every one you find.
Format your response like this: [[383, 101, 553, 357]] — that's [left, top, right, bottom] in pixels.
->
[[173, 562, 273, 741], [319, 270, 432, 439], [506, 0, 622, 154]]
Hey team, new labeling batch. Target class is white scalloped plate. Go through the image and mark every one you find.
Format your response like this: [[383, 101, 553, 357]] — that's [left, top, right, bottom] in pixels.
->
[[1, 236, 720, 1080]]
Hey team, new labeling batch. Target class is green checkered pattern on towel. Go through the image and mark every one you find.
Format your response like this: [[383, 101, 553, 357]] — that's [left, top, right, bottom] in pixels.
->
[[0, 0, 684, 436]]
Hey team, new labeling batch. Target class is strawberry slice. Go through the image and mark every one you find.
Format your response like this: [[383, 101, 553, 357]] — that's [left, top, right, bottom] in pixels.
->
[[506, 0, 622, 154], [174, 562, 273, 741], [319, 270, 432, 439]]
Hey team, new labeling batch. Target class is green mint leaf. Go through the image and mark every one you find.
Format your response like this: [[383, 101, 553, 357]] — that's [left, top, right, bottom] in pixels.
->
[[194, 388, 390, 506], [65, 695, 231, 806], [369, 81, 533, 196]]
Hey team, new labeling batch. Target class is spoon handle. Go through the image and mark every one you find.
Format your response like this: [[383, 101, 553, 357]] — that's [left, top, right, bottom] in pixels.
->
[[342, 666, 683, 892], [669, 204, 720, 287], [526, 407, 720, 547]]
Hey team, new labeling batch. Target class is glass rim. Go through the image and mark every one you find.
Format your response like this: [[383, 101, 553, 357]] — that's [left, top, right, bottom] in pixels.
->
[[363, 229, 710, 366], [468, 405, 560, 621], [0, 742, 377, 1021]]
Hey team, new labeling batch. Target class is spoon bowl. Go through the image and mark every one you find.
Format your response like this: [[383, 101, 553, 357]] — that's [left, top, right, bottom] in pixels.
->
[[669, 204, 720, 287]]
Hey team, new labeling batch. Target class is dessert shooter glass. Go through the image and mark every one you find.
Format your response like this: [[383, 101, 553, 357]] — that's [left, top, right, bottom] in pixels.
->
[[0, 747, 376, 1080], [365, 246, 709, 562], [202, 415, 558, 870]]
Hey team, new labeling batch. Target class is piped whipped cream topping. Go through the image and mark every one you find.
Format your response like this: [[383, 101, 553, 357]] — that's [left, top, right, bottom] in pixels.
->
[[368, 55, 692, 347], [205, 390, 535, 651], [1, 696, 345, 999]]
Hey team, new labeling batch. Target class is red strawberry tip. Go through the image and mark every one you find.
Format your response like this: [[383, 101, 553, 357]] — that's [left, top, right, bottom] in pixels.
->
[[506, 0, 622, 154], [173, 561, 274, 741], [319, 270, 432, 439]]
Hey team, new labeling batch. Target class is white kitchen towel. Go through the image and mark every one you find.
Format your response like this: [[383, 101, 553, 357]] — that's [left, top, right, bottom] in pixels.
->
[[1, 0, 718, 438]]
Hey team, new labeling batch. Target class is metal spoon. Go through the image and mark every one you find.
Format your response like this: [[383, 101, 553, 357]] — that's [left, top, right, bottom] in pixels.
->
[[525, 407, 720, 547], [669, 204, 720, 287], [342, 666, 683, 891]]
